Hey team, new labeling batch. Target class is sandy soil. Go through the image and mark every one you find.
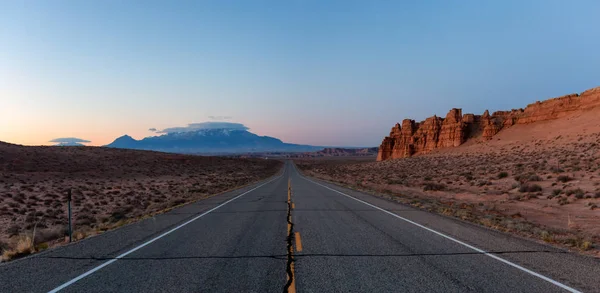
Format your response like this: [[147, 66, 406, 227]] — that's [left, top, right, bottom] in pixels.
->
[[296, 110, 600, 255], [0, 143, 282, 257]]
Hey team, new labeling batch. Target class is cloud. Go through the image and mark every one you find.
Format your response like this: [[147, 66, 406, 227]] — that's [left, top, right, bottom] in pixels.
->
[[49, 137, 91, 144], [157, 122, 248, 134], [208, 116, 232, 121], [148, 128, 157, 132]]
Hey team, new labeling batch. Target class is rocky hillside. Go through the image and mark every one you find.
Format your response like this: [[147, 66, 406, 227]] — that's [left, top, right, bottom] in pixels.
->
[[378, 86, 600, 161]]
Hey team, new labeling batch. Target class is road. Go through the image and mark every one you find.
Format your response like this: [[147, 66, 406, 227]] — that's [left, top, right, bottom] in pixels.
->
[[0, 161, 598, 292]]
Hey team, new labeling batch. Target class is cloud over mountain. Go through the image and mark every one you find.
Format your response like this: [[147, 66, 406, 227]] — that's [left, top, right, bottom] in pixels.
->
[[49, 137, 91, 144], [157, 122, 249, 134]]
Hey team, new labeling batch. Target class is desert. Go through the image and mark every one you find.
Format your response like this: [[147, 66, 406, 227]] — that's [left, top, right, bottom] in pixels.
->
[[0, 143, 282, 260], [296, 86, 600, 256]]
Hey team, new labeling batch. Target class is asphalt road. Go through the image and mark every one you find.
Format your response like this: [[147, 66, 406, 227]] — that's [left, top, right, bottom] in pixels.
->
[[0, 161, 598, 292]]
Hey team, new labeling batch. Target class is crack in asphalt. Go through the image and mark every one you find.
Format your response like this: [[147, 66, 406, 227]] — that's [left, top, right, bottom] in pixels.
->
[[283, 181, 295, 293]]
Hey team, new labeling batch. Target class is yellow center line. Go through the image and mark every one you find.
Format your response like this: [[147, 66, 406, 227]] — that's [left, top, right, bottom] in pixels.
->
[[295, 232, 303, 252], [289, 263, 296, 293], [287, 182, 291, 203], [292, 203, 295, 209]]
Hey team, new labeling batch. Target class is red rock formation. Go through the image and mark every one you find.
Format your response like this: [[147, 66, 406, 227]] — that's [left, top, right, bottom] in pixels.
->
[[439, 109, 466, 148], [377, 86, 600, 161], [481, 110, 500, 140], [376, 137, 395, 161]]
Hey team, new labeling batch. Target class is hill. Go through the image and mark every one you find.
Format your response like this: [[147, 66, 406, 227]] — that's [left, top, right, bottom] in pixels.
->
[[377, 86, 600, 160]]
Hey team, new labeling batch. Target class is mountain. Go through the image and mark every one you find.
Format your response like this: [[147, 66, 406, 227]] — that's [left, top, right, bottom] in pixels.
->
[[377, 85, 600, 161], [106, 135, 138, 148], [280, 147, 378, 158], [105, 129, 323, 154]]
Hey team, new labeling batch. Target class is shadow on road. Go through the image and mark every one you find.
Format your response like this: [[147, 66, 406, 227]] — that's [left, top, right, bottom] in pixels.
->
[[38, 249, 566, 262], [164, 208, 419, 215]]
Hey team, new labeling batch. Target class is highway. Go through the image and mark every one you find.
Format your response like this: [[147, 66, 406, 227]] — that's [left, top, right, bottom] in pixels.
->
[[0, 161, 598, 292]]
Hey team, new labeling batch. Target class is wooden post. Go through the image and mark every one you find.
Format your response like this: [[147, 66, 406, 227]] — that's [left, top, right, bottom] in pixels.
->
[[67, 189, 72, 243]]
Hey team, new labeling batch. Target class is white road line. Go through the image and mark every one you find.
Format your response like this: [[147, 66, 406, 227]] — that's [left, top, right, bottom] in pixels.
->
[[301, 176, 582, 293], [47, 175, 281, 293]]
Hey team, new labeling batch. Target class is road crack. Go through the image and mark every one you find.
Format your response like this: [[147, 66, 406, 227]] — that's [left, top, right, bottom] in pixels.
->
[[284, 179, 296, 293]]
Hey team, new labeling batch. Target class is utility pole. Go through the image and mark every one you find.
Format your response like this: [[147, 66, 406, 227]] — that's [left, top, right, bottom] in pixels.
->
[[67, 189, 72, 243]]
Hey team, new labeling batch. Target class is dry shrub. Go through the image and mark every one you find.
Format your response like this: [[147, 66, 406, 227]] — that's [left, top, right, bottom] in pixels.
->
[[35, 227, 66, 243], [557, 175, 573, 183], [169, 198, 186, 207], [109, 206, 133, 222], [6, 224, 20, 237], [565, 188, 584, 198], [540, 231, 553, 242], [423, 183, 446, 191], [558, 197, 569, 205], [1, 235, 33, 261], [564, 237, 594, 251], [74, 230, 87, 241], [519, 183, 542, 193]]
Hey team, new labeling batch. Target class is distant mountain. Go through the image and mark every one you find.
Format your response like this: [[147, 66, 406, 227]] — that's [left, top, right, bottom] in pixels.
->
[[315, 147, 378, 156], [274, 147, 378, 158], [107, 135, 138, 148], [228, 147, 379, 159], [105, 129, 323, 154]]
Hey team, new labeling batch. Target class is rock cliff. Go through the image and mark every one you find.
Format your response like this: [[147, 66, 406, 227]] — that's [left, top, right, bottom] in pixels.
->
[[377, 86, 600, 161]]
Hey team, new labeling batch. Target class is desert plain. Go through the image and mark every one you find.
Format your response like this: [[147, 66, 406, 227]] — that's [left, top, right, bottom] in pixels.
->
[[0, 143, 281, 260]]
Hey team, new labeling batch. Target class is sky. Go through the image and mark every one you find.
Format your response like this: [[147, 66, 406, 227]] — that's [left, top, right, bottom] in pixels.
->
[[2, 0, 600, 147]]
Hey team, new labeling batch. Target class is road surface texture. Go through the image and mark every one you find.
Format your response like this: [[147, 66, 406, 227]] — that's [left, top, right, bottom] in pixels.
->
[[0, 161, 598, 292]]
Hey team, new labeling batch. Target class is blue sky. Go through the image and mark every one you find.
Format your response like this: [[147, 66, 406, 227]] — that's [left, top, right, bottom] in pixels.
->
[[2, 0, 599, 146]]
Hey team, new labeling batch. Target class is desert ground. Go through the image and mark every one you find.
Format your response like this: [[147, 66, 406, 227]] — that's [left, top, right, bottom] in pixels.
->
[[296, 109, 600, 256], [0, 142, 282, 260]]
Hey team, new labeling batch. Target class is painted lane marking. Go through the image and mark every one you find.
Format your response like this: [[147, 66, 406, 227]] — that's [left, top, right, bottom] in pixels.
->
[[295, 232, 303, 252], [301, 176, 582, 293], [47, 175, 281, 293]]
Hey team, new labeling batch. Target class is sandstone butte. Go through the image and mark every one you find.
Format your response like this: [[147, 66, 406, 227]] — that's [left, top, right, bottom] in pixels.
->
[[377, 86, 600, 161]]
